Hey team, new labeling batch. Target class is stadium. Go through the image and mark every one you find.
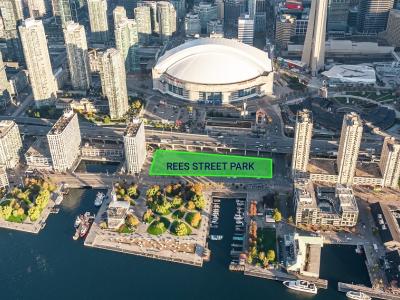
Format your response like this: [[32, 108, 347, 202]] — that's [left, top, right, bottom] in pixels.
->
[[152, 38, 274, 104]]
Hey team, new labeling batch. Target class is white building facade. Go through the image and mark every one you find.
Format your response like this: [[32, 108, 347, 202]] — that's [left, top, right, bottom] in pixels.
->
[[0, 120, 22, 169], [47, 111, 81, 172], [63, 21, 91, 91], [19, 18, 58, 107], [123, 120, 146, 174]]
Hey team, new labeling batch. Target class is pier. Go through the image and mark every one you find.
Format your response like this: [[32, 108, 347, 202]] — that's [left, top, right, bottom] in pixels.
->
[[244, 265, 329, 289], [338, 283, 400, 300]]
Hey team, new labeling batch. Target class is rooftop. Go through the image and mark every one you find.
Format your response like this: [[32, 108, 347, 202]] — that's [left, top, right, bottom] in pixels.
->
[[154, 37, 272, 85], [25, 137, 51, 158], [48, 110, 76, 135], [322, 64, 376, 84], [0, 120, 16, 138], [124, 119, 143, 137]]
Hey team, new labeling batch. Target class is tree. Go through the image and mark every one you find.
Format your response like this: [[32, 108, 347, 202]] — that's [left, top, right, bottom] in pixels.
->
[[126, 215, 139, 227], [28, 206, 41, 221], [190, 183, 203, 196], [172, 195, 183, 208], [127, 184, 138, 197], [165, 184, 173, 195], [188, 212, 201, 228], [103, 116, 111, 124], [146, 185, 160, 199], [1, 205, 12, 219], [174, 222, 189, 236], [266, 250, 276, 262], [143, 209, 153, 223], [132, 100, 142, 110], [192, 194, 205, 210], [123, 194, 132, 202], [258, 251, 265, 262], [154, 200, 171, 215], [186, 201, 195, 210], [250, 246, 258, 258], [273, 209, 282, 222]]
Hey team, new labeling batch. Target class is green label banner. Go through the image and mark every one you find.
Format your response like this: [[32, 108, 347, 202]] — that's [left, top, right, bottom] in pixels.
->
[[149, 150, 273, 178]]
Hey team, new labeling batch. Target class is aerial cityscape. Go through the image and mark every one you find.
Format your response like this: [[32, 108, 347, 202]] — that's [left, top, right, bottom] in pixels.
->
[[0, 0, 400, 299]]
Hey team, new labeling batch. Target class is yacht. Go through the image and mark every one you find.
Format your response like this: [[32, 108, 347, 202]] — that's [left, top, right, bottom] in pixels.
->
[[283, 280, 318, 295], [346, 291, 371, 300], [74, 215, 82, 228], [94, 192, 106, 207]]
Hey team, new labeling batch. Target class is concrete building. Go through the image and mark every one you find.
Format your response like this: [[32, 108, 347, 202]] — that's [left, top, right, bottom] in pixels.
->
[[337, 112, 363, 185], [0, 0, 24, 61], [137, 1, 159, 34], [193, 2, 218, 31], [170, 0, 185, 19], [321, 64, 376, 85], [327, 0, 350, 32], [47, 111, 81, 172], [294, 179, 359, 227], [113, 6, 126, 28], [237, 14, 254, 45], [358, 0, 395, 33], [275, 14, 296, 50], [380, 137, 400, 189], [99, 48, 129, 120], [248, 0, 267, 33], [25, 137, 52, 170], [383, 9, 400, 47], [371, 202, 400, 251], [0, 51, 10, 109], [185, 12, 201, 36], [107, 194, 130, 229], [114, 18, 139, 72], [224, 0, 245, 29], [0, 166, 9, 188], [134, 6, 152, 44], [19, 18, 58, 107], [51, 0, 73, 26], [87, 0, 109, 43], [27, 0, 46, 18], [152, 37, 274, 104], [157, 1, 176, 41], [288, 40, 395, 60], [284, 233, 324, 278], [292, 109, 313, 177], [215, 0, 224, 20], [207, 19, 223, 35], [301, 0, 328, 74], [123, 119, 146, 174], [0, 120, 22, 169], [63, 21, 91, 91]]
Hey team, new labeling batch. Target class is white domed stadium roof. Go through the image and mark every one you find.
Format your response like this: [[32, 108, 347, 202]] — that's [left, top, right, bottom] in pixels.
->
[[154, 38, 273, 85]]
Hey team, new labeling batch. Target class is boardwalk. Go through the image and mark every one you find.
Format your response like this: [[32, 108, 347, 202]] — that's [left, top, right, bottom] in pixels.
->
[[338, 282, 400, 300]]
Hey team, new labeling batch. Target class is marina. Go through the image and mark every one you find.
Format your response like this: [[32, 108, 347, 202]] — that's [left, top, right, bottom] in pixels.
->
[[0, 188, 369, 299]]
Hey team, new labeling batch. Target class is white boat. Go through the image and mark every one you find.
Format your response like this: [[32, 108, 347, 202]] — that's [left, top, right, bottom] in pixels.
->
[[346, 291, 371, 300], [94, 192, 106, 207], [283, 280, 318, 295], [210, 235, 223, 240], [74, 216, 82, 228]]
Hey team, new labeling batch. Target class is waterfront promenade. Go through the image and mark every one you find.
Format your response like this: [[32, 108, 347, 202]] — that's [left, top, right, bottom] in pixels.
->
[[0, 198, 56, 234], [338, 282, 400, 300], [85, 189, 213, 267]]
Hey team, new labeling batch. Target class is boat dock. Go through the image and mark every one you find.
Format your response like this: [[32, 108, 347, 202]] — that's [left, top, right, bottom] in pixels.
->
[[338, 283, 400, 300], [244, 266, 328, 289]]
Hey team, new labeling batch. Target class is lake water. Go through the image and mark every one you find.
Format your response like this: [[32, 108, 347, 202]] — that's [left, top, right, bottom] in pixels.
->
[[0, 189, 366, 300]]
